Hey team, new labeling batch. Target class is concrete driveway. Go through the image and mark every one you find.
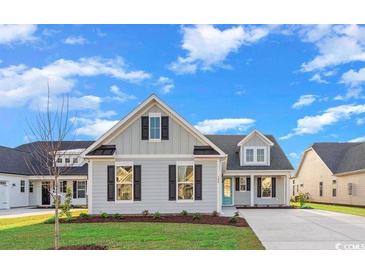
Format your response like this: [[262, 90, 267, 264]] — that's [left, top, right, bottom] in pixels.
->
[[239, 208, 365, 250]]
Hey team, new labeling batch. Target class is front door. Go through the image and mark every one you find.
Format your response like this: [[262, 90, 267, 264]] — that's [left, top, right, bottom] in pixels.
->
[[42, 182, 50, 205], [222, 178, 233, 205], [0, 181, 9, 209]]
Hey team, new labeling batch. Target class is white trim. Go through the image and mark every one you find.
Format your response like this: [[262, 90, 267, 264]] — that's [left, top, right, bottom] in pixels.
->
[[176, 161, 195, 202], [250, 174, 254, 206], [81, 94, 226, 157], [27, 175, 87, 180], [216, 159, 222, 212], [335, 168, 365, 176], [148, 112, 161, 142], [115, 162, 134, 203], [88, 160, 93, 214], [242, 146, 269, 166], [115, 154, 194, 159], [237, 129, 274, 147], [83, 155, 115, 159], [224, 170, 292, 176]]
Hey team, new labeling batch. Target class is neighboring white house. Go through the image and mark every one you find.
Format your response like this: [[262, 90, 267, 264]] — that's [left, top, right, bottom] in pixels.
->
[[82, 94, 293, 214], [0, 143, 92, 209]]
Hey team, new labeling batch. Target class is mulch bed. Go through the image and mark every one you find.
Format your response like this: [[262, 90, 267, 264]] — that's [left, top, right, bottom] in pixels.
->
[[57, 245, 107, 250], [61, 215, 248, 227]]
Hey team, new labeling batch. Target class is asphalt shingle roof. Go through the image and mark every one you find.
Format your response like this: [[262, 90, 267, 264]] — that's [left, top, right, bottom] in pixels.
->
[[205, 134, 293, 170], [312, 142, 365, 174], [1, 141, 94, 176]]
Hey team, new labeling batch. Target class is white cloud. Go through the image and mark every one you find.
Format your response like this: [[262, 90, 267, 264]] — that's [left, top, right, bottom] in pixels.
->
[[170, 25, 271, 74], [300, 25, 365, 72], [288, 152, 300, 160], [292, 95, 317, 109], [109, 85, 136, 102], [234, 90, 245, 96], [0, 56, 150, 108], [349, 136, 365, 142], [64, 36, 87, 45], [341, 67, 365, 87], [334, 88, 363, 101], [0, 24, 37, 44], [155, 77, 174, 94], [309, 73, 328, 84], [72, 117, 118, 138], [281, 104, 365, 140], [195, 118, 255, 134], [356, 118, 365, 125]]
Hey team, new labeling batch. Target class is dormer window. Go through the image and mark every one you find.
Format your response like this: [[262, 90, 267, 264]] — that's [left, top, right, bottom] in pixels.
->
[[57, 158, 63, 163], [244, 147, 267, 165], [149, 113, 161, 141]]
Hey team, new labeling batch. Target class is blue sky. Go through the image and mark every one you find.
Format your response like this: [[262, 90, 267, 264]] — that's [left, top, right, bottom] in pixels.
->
[[1, 24, 365, 167]]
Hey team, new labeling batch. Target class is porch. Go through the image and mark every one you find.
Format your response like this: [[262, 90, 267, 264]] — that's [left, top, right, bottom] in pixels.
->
[[222, 173, 290, 207]]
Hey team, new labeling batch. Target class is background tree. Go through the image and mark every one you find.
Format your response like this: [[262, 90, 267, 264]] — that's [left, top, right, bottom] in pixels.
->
[[25, 83, 75, 250]]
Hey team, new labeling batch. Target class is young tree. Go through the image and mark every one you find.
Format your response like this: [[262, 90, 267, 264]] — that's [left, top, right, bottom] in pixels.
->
[[25, 83, 75, 250]]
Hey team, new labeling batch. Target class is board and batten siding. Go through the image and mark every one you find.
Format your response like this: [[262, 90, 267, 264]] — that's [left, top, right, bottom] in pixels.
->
[[108, 105, 205, 155], [240, 134, 270, 166], [90, 158, 219, 214]]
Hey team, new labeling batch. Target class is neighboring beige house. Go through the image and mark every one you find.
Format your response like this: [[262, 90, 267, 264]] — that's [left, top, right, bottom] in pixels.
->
[[292, 142, 365, 206]]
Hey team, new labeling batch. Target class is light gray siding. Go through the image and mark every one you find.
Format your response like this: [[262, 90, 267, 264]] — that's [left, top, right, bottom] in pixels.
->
[[234, 190, 251, 205], [108, 105, 204, 155], [90, 159, 219, 214], [254, 176, 285, 205]]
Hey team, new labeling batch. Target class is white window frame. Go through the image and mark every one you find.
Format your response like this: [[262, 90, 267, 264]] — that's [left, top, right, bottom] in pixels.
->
[[261, 177, 272, 199], [76, 181, 86, 199], [20, 180, 25, 193], [57, 157, 63, 163], [115, 161, 134, 203], [243, 146, 267, 165], [238, 177, 248, 192], [149, 113, 161, 142], [176, 161, 195, 202]]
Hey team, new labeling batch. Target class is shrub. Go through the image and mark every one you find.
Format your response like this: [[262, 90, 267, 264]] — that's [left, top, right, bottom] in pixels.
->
[[153, 212, 161, 220], [192, 213, 201, 221], [212, 210, 219, 217], [65, 216, 73, 223], [234, 211, 240, 217], [180, 210, 188, 216], [61, 186, 72, 219], [298, 192, 310, 207], [100, 212, 109, 218], [44, 216, 55, 224], [112, 213, 123, 219], [79, 212, 89, 219], [300, 204, 313, 209], [229, 216, 238, 224], [142, 210, 149, 216]]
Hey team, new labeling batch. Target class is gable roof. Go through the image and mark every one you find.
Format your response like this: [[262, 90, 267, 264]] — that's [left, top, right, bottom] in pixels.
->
[[310, 142, 365, 175], [82, 94, 226, 157], [206, 134, 293, 170], [237, 129, 274, 146], [0, 141, 93, 176]]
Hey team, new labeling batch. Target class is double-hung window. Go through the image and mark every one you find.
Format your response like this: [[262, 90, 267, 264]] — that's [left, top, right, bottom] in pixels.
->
[[29, 182, 33, 193], [239, 177, 247, 191], [177, 163, 194, 200], [262, 177, 272, 198], [319, 182, 323, 197], [76, 181, 86, 198], [332, 180, 337, 197], [244, 147, 266, 164], [116, 165, 133, 201], [60, 181, 67, 193], [149, 113, 161, 141], [20, 180, 25, 192]]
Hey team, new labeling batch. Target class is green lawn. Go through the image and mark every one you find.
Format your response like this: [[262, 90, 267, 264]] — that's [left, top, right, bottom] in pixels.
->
[[0, 213, 263, 250], [292, 202, 365, 217]]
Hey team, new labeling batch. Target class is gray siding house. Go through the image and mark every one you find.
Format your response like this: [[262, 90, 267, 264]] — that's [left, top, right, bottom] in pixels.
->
[[82, 94, 293, 214]]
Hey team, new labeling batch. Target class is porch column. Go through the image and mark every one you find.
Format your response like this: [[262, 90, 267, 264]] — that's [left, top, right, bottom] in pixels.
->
[[250, 175, 254, 207], [285, 174, 290, 206]]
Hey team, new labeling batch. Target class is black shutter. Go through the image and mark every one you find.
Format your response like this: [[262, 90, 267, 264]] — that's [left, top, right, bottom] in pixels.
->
[[272, 177, 276, 198], [161, 116, 169, 140], [246, 177, 251, 191], [62, 181, 67, 193], [134, 165, 142, 201], [141, 116, 149, 140], [107, 165, 115, 201], [257, 177, 262, 198], [235, 177, 240, 191], [73, 181, 77, 199], [168, 165, 176, 200], [195, 164, 202, 200]]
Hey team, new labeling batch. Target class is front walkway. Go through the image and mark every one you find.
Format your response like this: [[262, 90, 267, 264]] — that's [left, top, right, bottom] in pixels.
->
[[0, 207, 81, 219], [238, 208, 365, 250]]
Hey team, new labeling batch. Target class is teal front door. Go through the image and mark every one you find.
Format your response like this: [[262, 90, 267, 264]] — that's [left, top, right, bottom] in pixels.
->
[[222, 178, 233, 205]]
